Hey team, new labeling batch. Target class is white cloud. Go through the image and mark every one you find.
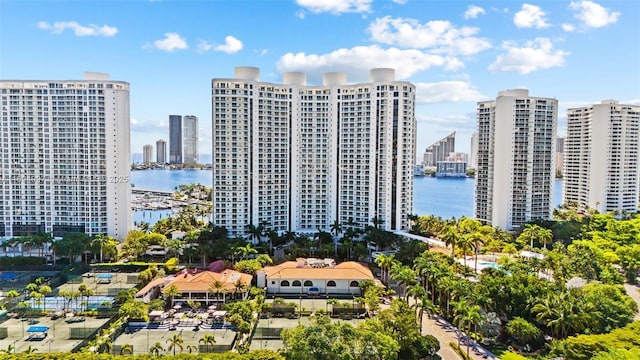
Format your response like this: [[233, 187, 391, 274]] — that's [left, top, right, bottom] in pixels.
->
[[415, 81, 486, 104], [489, 38, 569, 74], [569, 0, 619, 28], [254, 48, 268, 56], [392, 0, 407, 4], [37, 21, 118, 37], [277, 45, 462, 83], [150, 33, 188, 52], [464, 5, 486, 20], [197, 40, 213, 53], [513, 4, 550, 28], [295, 0, 372, 14], [562, 23, 576, 32], [367, 16, 491, 56], [198, 36, 243, 54], [214, 36, 243, 54], [130, 117, 140, 126]]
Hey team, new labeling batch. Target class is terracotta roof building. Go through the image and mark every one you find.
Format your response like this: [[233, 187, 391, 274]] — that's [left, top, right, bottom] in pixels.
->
[[135, 269, 253, 305], [257, 258, 375, 296]]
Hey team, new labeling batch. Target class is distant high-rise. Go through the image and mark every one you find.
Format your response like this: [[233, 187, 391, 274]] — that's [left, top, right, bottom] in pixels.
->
[[0, 72, 131, 239], [423, 132, 455, 167], [469, 131, 479, 169], [212, 67, 416, 237], [556, 137, 564, 177], [475, 89, 557, 230], [183, 115, 198, 164], [169, 115, 182, 164], [156, 139, 167, 164], [143, 144, 154, 164], [564, 100, 640, 213]]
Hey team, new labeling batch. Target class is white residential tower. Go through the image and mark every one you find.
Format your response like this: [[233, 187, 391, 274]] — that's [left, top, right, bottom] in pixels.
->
[[0, 72, 131, 239], [475, 89, 557, 230], [563, 100, 640, 213], [212, 67, 416, 237]]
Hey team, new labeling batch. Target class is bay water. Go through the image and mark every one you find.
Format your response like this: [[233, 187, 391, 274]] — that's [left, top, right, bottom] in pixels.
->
[[131, 169, 563, 224]]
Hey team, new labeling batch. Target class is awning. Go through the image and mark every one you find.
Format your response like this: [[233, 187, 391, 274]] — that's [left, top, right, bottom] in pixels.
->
[[27, 326, 49, 333], [97, 274, 113, 279]]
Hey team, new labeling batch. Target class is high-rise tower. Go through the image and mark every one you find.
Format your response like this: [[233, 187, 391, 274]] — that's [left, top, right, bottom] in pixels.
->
[[564, 100, 640, 213], [475, 89, 557, 230], [156, 139, 167, 164], [0, 72, 131, 239], [143, 144, 154, 164], [169, 115, 182, 164], [182, 115, 198, 164], [212, 67, 416, 237], [423, 132, 455, 167]]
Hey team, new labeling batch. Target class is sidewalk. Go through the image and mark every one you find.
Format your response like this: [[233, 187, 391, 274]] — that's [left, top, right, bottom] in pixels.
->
[[422, 314, 497, 360], [623, 283, 640, 320]]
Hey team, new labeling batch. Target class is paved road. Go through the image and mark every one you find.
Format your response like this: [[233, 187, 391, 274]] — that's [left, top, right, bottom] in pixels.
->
[[623, 283, 640, 320], [421, 314, 497, 360]]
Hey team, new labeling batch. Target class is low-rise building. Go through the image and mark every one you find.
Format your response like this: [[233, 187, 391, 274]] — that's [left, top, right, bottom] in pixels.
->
[[135, 269, 253, 305], [257, 258, 375, 296]]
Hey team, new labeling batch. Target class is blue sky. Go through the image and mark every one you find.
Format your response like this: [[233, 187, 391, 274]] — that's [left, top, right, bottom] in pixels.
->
[[1, 0, 638, 160]]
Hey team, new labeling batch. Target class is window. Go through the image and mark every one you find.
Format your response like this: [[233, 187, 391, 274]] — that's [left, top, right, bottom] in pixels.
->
[[327, 281, 337, 287], [281, 280, 290, 287], [303, 280, 313, 287], [350, 281, 359, 287], [292, 280, 301, 287]]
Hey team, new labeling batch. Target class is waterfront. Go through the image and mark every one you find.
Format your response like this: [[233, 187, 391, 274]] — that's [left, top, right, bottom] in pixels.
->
[[131, 169, 564, 224]]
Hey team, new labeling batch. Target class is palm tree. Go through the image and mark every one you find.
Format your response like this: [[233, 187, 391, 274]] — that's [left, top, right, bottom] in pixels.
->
[[539, 227, 553, 250], [149, 342, 164, 357], [518, 223, 541, 249], [166, 333, 184, 356], [186, 344, 198, 354], [22, 345, 37, 354], [466, 231, 486, 273], [457, 234, 473, 268], [2, 344, 15, 354], [390, 265, 417, 302], [162, 285, 182, 307], [442, 226, 460, 260], [92, 234, 111, 263], [199, 333, 216, 353], [5, 289, 20, 307], [374, 254, 396, 285], [38, 285, 52, 312], [120, 344, 133, 355], [234, 244, 257, 261], [415, 295, 437, 333], [103, 338, 113, 354], [330, 220, 342, 255], [209, 280, 225, 304], [246, 224, 263, 244], [233, 279, 247, 300]]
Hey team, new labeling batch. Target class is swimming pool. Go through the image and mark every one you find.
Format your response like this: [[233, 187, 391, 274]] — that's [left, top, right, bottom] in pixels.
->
[[478, 261, 500, 270]]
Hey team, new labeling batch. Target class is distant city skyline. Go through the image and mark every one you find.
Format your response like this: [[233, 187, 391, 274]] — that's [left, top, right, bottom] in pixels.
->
[[1, 1, 637, 158]]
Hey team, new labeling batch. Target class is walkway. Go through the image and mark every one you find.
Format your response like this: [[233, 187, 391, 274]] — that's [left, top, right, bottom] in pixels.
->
[[623, 283, 640, 320], [391, 293, 497, 360], [421, 314, 497, 360]]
